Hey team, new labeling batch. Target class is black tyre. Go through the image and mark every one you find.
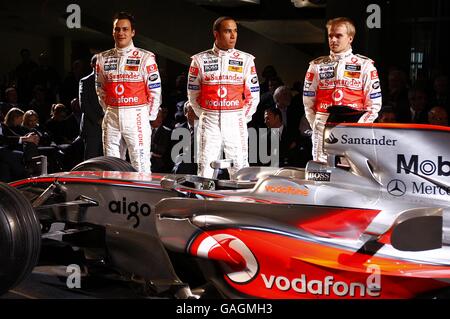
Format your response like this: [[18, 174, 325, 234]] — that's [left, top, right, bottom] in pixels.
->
[[0, 182, 41, 295], [71, 156, 137, 172]]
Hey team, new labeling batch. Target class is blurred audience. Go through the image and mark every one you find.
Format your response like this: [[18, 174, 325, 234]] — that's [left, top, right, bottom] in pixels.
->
[[431, 75, 449, 110], [385, 68, 410, 122], [377, 106, 398, 123], [14, 48, 38, 104], [249, 75, 284, 129], [0, 87, 26, 115], [45, 103, 79, 145], [29, 85, 53, 124], [30, 52, 61, 103], [260, 65, 278, 94], [60, 59, 88, 108], [428, 106, 448, 126], [1, 108, 40, 172], [407, 86, 429, 123], [22, 110, 53, 146], [151, 107, 174, 173]]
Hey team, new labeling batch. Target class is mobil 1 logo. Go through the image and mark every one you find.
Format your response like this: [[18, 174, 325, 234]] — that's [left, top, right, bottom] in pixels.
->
[[396, 154, 450, 197], [397, 154, 450, 176]]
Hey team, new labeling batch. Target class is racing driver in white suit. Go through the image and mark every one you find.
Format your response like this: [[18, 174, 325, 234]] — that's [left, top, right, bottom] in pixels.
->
[[303, 17, 382, 162], [96, 12, 161, 172], [188, 16, 260, 178]]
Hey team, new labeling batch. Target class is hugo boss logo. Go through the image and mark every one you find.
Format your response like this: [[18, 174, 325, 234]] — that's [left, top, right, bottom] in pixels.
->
[[108, 197, 151, 228], [307, 171, 331, 182]]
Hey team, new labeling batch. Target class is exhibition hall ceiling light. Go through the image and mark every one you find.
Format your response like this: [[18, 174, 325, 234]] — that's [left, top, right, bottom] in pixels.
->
[[291, 0, 327, 8], [186, 0, 260, 6]]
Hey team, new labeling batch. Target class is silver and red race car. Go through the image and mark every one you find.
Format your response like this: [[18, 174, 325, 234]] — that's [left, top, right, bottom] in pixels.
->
[[1, 122, 449, 298]]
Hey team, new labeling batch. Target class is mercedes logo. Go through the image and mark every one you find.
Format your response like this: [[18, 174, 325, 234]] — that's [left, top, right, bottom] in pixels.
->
[[387, 179, 407, 197]]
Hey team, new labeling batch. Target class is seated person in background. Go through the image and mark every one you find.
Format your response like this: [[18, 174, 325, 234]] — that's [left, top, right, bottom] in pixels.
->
[[0, 87, 26, 115], [46, 103, 83, 170], [29, 85, 53, 124], [1, 110, 39, 177], [22, 109, 64, 172], [406, 86, 429, 124], [22, 110, 39, 130], [428, 106, 448, 126], [377, 106, 398, 123], [2, 108, 40, 163], [3, 107, 28, 136], [22, 110, 53, 146], [45, 103, 80, 145], [431, 75, 449, 110]]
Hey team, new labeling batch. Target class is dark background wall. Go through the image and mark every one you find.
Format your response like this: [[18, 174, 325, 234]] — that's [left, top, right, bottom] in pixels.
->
[[0, 0, 448, 96]]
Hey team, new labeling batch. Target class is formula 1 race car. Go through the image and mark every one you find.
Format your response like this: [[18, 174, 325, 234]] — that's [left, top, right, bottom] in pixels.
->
[[1, 122, 449, 299]]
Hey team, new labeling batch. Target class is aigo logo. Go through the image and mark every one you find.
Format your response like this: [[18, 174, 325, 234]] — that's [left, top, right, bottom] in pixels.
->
[[194, 234, 259, 284]]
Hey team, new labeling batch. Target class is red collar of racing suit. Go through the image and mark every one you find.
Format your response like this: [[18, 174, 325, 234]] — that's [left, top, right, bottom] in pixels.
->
[[114, 41, 135, 57]]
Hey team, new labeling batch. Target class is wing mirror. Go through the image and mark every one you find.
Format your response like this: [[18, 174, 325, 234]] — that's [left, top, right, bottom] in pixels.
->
[[390, 208, 443, 252]]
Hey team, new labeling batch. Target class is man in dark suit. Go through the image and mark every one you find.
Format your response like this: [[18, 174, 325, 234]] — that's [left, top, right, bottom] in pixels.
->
[[172, 102, 198, 175], [79, 55, 103, 160], [150, 107, 174, 173], [262, 107, 300, 167], [273, 85, 303, 132], [406, 86, 429, 124]]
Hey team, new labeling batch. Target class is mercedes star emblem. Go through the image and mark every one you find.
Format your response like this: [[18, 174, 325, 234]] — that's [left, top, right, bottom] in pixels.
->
[[387, 179, 407, 197]]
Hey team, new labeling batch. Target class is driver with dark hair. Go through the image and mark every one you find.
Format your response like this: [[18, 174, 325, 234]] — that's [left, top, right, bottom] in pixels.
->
[[96, 11, 161, 172]]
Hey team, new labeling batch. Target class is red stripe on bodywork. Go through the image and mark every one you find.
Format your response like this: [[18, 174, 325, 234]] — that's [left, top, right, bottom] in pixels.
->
[[298, 208, 381, 240], [10, 177, 163, 189]]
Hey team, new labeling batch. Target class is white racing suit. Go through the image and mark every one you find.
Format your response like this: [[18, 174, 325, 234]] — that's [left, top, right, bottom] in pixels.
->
[[187, 44, 260, 178], [303, 48, 382, 162], [96, 42, 161, 172]]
